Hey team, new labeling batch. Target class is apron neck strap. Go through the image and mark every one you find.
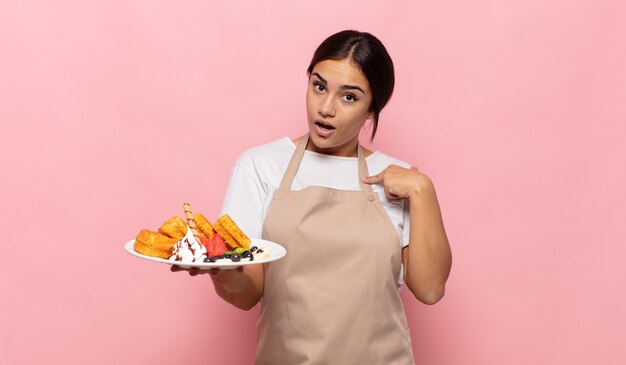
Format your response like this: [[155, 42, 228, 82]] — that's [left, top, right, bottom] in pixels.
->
[[278, 133, 373, 193], [357, 144, 373, 193], [279, 134, 309, 191]]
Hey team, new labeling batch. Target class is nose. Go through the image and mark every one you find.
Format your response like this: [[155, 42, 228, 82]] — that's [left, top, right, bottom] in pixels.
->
[[318, 94, 335, 118]]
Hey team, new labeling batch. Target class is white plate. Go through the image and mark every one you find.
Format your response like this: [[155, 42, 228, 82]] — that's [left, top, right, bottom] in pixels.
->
[[124, 238, 286, 270]]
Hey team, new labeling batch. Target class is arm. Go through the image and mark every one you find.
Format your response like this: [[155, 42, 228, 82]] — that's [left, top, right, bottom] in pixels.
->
[[172, 264, 264, 310], [214, 158, 267, 309], [209, 264, 265, 310], [402, 173, 451, 304], [172, 158, 268, 310], [362, 165, 452, 305]]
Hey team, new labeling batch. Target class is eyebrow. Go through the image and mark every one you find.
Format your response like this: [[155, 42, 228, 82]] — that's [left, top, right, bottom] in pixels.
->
[[311, 72, 366, 94]]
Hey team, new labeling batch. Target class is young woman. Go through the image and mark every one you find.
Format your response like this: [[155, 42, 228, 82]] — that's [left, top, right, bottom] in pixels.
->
[[174, 30, 452, 364]]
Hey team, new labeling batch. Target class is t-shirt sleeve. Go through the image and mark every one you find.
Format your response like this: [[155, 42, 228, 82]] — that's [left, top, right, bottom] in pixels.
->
[[219, 162, 266, 239]]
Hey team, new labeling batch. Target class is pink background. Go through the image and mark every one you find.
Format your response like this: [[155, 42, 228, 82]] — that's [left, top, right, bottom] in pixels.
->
[[1, 1, 625, 364]]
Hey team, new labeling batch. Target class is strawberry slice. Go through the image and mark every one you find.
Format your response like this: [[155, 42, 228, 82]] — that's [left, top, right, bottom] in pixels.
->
[[206, 233, 228, 257], [199, 236, 210, 250]]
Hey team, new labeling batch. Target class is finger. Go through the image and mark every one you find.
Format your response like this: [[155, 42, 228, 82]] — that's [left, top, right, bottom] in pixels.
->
[[208, 268, 221, 276], [385, 188, 402, 200], [189, 267, 200, 276], [236, 266, 244, 273], [362, 174, 383, 184], [410, 166, 418, 171], [171, 265, 184, 272]]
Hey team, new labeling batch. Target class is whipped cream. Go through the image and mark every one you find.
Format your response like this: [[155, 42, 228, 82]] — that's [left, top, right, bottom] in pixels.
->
[[169, 227, 207, 263], [253, 247, 270, 260]]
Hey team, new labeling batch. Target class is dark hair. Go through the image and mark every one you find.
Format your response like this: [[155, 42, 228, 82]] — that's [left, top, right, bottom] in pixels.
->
[[307, 30, 395, 140]]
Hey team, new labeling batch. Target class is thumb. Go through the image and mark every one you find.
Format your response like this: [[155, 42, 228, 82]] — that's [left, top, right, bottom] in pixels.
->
[[362, 174, 382, 184]]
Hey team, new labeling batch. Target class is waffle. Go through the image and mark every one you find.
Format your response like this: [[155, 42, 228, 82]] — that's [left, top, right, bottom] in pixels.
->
[[213, 214, 250, 249], [157, 216, 187, 240], [194, 212, 215, 238], [134, 229, 178, 259]]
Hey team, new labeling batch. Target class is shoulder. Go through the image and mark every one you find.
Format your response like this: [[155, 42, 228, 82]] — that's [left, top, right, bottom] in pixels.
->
[[367, 150, 412, 174], [231, 137, 295, 184], [236, 137, 295, 167]]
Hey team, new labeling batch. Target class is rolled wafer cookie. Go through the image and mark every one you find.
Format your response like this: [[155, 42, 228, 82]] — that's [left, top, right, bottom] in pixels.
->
[[182, 203, 203, 244]]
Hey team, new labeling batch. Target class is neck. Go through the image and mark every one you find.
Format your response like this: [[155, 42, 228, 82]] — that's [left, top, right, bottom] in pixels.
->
[[306, 139, 359, 157]]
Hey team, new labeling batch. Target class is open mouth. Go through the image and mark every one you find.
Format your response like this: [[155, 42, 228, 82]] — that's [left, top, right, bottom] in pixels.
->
[[315, 120, 335, 130]]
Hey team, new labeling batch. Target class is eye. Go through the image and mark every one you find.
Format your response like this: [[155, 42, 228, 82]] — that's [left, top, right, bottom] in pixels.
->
[[342, 94, 359, 103], [313, 82, 325, 93]]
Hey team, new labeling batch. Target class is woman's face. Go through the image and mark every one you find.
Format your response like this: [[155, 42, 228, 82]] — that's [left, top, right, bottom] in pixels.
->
[[305, 58, 373, 157]]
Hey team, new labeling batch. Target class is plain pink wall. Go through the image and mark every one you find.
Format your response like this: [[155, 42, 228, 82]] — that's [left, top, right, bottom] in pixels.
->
[[1, 1, 625, 364]]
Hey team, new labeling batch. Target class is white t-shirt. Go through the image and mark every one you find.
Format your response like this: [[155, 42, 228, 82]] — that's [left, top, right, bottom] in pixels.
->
[[220, 137, 412, 247]]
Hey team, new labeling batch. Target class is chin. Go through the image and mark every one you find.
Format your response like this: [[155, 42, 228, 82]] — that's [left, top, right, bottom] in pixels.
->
[[307, 133, 326, 150], [307, 130, 332, 148]]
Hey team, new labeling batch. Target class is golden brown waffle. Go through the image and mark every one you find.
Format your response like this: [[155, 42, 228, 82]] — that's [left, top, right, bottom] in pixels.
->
[[214, 214, 250, 248], [157, 216, 187, 239], [194, 212, 215, 238], [134, 229, 177, 259]]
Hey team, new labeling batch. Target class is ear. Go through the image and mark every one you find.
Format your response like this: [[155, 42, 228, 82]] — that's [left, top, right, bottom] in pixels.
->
[[365, 112, 375, 122]]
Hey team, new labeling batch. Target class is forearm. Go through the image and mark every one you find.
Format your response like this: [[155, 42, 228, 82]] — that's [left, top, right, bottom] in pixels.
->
[[212, 264, 264, 310], [405, 180, 452, 304]]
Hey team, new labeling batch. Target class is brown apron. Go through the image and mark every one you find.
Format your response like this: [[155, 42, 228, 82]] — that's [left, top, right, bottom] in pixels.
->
[[256, 134, 415, 365]]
